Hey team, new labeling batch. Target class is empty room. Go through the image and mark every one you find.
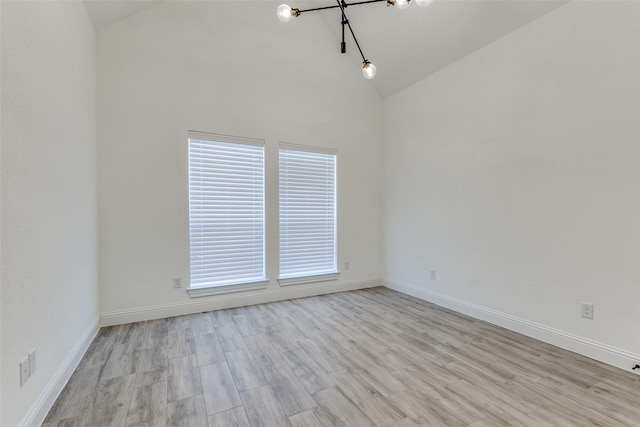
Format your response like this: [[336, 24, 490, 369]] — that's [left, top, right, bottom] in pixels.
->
[[1, 0, 640, 425]]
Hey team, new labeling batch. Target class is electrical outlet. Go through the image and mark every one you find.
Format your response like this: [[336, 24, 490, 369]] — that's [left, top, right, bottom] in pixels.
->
[[430, 270, 436, 280], [344, 261, 350, 271], [173, 278, 182, 288], [20, 357, 29, 386], [581, 302, 594, 319], [29, 350, 36, 375]]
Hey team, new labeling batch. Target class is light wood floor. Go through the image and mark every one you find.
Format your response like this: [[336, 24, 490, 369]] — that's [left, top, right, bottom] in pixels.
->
[[43, 288, 640, 426]]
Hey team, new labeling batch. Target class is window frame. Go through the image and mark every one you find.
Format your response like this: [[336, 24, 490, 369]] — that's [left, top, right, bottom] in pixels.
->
[[187, 131, 268, 297], [277, 142, 339, 286]]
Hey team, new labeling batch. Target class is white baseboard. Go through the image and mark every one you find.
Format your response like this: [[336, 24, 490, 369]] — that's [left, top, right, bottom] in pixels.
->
[[101, 278, 382, 326], [19, 317, 99, 427], [385, 278, 640, 374]]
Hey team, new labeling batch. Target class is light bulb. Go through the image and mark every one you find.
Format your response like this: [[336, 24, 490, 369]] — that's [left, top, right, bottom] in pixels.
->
[[415, 0, 433, 6], [362, 61, 376, 80], [277, 4, 294, 22], [395, 0, 410, 10]]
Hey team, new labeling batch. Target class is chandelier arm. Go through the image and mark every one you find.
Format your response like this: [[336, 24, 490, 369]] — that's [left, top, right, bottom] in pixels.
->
[[296, 0, 386, 14], [337, 0, 367, 63], [341, 7, 347, 53]]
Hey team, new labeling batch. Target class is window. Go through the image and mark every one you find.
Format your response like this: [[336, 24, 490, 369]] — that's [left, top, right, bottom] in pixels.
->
[[188, 132, 266, 295], [279, 144, 337, 284]]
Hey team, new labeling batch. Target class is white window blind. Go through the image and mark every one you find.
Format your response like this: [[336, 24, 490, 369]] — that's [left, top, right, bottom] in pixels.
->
[[279, 146, 337, 280], [189, 133, 265, 289]]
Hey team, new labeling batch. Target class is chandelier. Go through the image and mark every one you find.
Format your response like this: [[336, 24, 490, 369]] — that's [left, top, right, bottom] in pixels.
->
[[277, 0, 434, 79]]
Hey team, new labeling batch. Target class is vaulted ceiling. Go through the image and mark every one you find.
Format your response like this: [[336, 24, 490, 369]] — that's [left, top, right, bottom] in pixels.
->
[[83, 0, 566, 98]]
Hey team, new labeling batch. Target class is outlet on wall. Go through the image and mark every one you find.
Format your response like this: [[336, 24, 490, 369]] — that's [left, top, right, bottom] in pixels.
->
[[581, 302, 594, 319], [430, 270, 436, 280], [173, 277, 182, 288], [344, 261, 350, 271], [20, 357, 29, 386]]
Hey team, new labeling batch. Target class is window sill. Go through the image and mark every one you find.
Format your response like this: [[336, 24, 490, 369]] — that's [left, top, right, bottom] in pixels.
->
[[187, 280, 268, 298], [277, 272, 340, 287]]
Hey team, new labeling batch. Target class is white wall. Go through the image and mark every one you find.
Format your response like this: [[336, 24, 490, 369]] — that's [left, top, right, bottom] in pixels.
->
[[0, 1, 98, 426], [384, 1, 640, 370], [0, 3, 3, 421], [97, 1, 384, 324]]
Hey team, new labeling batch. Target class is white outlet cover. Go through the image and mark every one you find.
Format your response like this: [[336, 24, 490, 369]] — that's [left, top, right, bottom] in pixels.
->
[[581, 303, 594, 319], [20, 357, 29, 386]]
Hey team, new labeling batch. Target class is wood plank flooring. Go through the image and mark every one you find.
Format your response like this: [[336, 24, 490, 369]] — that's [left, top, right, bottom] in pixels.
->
[[43, 288, 640, 426]]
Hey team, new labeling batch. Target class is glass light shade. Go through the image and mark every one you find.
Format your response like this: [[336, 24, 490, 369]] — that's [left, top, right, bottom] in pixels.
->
[[415, 0, 433, 6], [395, 0, 410, 10], [277, 4, 294, 22], [362, 62, 376, 80]]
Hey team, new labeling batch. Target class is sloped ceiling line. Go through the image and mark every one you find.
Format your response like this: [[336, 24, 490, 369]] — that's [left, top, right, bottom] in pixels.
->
[[83, 0, 566, 98]]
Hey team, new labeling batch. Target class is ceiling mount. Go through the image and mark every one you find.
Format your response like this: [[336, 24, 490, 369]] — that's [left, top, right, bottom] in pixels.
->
[[277, 0, 434, 79]]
